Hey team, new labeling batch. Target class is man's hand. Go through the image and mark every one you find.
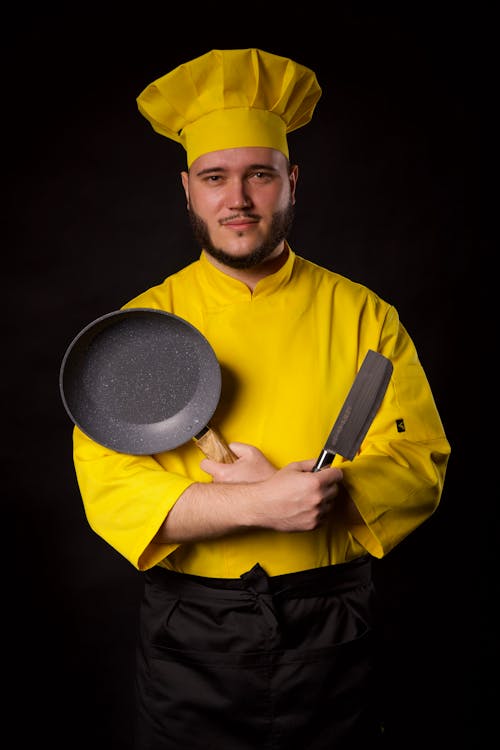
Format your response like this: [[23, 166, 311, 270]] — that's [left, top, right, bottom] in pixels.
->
[[200, 442, 277, 483], [250, 458, 343, 532]]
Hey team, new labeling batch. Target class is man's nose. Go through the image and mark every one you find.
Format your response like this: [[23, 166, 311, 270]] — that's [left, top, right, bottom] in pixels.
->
[[227, 181, 252, 209]]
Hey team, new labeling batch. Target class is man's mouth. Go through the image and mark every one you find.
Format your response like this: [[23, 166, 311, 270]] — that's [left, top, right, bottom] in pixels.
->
[[220, 214, 260, 227]]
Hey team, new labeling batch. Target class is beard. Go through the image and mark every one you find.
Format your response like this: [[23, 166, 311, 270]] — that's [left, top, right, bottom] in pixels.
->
[[187, 200, 295, 270]]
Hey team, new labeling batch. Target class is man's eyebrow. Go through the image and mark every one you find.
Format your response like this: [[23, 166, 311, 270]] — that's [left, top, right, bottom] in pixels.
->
[[194, 166, 225, 177], [194, 163, 280, 177]]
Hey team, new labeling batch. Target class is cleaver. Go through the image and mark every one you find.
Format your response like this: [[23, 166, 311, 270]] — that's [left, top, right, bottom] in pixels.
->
[[312, 349, 393, 472]]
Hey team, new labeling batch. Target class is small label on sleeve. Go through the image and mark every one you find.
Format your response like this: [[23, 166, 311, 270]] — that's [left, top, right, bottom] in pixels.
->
[[396, 419, 406, 433]]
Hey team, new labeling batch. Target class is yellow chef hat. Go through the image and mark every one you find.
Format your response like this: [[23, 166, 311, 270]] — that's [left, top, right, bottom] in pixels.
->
[[136, 48, 322, 167]]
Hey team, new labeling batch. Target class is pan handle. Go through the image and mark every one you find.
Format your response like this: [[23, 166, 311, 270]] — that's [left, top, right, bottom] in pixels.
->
[[194, 425, 237, 463]]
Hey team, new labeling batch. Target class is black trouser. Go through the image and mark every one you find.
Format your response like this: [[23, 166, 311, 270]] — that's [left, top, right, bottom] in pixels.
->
[[134, 556, 382, 749]]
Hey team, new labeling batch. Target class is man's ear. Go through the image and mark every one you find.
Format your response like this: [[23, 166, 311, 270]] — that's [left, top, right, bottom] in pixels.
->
[[181, 171, 190, 208], [290, 164, 299, 205]]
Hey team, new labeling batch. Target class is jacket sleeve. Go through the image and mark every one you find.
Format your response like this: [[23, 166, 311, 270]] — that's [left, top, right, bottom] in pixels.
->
[[340, 305, 451, 558], [73, 428, 196, 570]]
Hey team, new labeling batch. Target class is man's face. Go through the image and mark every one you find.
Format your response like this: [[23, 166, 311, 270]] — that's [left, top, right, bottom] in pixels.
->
[[181, 147, 298, 270]]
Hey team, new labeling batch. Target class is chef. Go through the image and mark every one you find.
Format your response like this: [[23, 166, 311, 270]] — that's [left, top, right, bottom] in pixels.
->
[[72, 48, 451, 749]]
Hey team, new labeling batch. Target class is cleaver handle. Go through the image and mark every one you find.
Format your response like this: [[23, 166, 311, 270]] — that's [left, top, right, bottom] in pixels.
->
[[312, 449, 337, 472]]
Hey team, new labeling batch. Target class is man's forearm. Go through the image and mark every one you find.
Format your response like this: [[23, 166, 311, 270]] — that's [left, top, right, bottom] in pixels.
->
[[153, 460, 346, 544], [153, 481, 255, 543]]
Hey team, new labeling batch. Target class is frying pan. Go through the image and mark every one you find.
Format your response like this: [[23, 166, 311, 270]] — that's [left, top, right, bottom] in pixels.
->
[[59, 308, 236, 460]]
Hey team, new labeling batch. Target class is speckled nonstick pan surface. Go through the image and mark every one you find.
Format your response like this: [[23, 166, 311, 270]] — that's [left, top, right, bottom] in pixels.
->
[[59, 308, 226, 456]]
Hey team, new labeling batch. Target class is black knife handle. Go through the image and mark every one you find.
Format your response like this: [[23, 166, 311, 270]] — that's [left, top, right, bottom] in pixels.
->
[[312, 449, 336, 472]]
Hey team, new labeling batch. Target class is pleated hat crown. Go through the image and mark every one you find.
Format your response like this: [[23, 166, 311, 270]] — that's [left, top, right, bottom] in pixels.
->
[[136, 48, 322, 167]]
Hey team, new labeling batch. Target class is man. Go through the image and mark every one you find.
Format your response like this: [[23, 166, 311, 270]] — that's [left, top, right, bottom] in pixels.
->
[[72, 49, 451, 749]]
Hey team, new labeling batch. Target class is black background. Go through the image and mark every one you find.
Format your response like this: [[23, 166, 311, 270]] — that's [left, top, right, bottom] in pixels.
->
[[7, 7, 477, 748]]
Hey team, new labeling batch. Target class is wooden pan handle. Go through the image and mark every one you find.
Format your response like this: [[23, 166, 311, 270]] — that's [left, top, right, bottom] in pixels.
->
[[194, 425, 237, 463]]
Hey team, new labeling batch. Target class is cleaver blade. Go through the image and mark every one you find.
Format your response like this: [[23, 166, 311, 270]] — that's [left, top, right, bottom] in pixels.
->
[[312, 349, 393, 472]]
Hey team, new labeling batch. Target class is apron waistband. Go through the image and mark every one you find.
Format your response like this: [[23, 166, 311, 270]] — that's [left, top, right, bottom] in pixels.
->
[[146, 556, 372, 600]]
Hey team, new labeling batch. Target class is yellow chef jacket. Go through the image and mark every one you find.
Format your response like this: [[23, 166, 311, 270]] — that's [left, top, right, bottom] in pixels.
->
[[73, 244, 450, 576]]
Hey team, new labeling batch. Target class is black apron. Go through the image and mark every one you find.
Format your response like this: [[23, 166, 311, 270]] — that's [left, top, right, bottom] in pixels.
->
[[134, 556, 383, 749]]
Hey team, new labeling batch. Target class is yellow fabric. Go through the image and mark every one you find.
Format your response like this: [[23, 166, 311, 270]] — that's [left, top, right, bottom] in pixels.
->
[[136, 49, 321, 166], [73, 245, 451, 576]]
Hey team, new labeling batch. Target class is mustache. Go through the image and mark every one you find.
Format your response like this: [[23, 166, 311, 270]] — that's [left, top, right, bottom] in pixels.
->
[[219, 213, 261, 224]]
